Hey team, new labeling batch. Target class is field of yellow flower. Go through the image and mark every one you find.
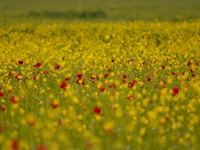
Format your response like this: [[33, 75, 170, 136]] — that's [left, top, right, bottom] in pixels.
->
[[0, 22, 200, 150]]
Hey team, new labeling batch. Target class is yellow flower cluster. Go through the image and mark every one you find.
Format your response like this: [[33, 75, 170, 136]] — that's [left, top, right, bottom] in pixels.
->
[[0, 21, 199, 150]]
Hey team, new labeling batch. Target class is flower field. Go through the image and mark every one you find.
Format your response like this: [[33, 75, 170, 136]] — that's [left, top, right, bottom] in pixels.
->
[[0, 22, 200, 150]]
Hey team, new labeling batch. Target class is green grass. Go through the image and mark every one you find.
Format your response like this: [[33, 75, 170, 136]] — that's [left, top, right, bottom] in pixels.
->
[[0, 0, 200, 25]]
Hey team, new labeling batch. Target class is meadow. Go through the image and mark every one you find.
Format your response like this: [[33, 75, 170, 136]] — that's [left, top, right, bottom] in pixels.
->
[[0, 22, 200, 150], [0, 0, 200, 150]]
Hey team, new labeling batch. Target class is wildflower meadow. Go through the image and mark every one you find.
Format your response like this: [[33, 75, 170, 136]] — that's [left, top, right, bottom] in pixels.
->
[[0, 21, 199, 150]]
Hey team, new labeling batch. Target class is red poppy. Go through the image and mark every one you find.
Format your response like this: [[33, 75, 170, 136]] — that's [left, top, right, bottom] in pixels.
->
[[76, 79, 80, 84], [37, 144, 47, 150], [1, 107, 6, 112], [127, 95, 133, 100], [147, 77, 151, 82], [0, 105, 6, 112], [94, 107, 101, 114], [0, 92, 4, 97], [161, 65, 165, 69], [190, 68, 194, 73], [76, 73, 82, 79], [51, 102, 59, 109], [55, 65, 60, 70], [128, 80, 137, 88], [9, 72, 13, 77], [60, 81, 67, 89], [90, 75, 95, 80], [15, 75, 19, 80], [104, 74, 108, 78], [108, 83, 116, 88], [34, 63, 42, 68], [112, 83, 116, 88], [43, 71, 48, 74], [173, 87, 179, 96], [162, 80, 167, 84], [9, 96, 17, 103], [11, 139, 18, 150], [18, 60, 24, 65], [123, 74, 128, 78], [34, 75, 37, 80], [65, 77, 71, 81], [187, 61, 191, 66], [192, 73, 195, 78], [122, 79, 126, 83], [82, 80, 85, 85], [99, 86, 105, 92]]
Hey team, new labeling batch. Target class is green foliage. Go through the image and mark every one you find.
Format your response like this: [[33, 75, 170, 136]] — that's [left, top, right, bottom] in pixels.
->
[[0, 0, 200, 24]]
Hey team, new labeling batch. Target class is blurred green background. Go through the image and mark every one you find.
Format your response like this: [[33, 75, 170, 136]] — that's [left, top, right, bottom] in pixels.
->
[[0, 0, 200, 24]]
